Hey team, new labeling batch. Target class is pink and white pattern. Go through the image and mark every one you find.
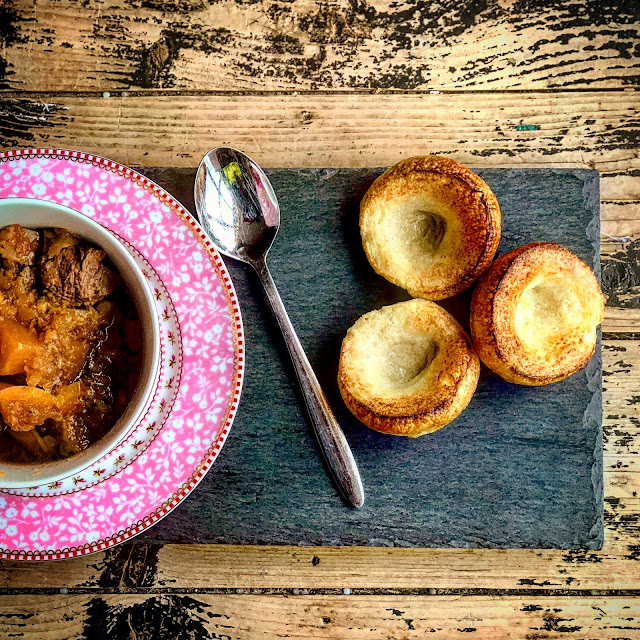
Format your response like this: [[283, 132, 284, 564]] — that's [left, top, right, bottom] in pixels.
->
[[0, 149, 244, 560]]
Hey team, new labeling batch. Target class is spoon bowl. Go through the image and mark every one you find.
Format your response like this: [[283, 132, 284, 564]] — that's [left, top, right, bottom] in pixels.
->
[[195, 148, 279, 264]]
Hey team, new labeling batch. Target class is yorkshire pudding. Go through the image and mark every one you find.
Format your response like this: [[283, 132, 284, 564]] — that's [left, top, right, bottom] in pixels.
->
[[470, 242, 604, 386], [338, 299, 480, 437], [360, 156, 501, 300]]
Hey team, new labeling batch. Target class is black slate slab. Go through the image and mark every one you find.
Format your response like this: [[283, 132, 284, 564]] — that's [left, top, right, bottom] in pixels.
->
[[135, 167, 603, 549]]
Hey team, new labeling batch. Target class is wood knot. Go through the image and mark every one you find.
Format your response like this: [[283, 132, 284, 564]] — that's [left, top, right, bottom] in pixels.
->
[[300, 110, 314, 125]]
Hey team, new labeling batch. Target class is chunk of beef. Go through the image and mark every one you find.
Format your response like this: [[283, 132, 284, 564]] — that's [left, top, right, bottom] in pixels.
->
[[41, 245, 119, 306]]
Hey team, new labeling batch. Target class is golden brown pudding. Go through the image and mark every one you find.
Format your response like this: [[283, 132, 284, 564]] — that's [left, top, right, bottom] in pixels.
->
[[338, 299, 480, 437], [470, 242, 604, 385], [360, 156, 501, 300]]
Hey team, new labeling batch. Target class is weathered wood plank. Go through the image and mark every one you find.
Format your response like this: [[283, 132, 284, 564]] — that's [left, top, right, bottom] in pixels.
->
[[155, 542, 640, 591], [602, 239, 640, 308], [1, 0, 639, 92], [0, 86, 637, 591], [0, 92, 637, 187], [2, 540, 639, 591], [0, 91, 637, 582], [602, 203, 640, 239], [0, 594, 637, 639], [0, 341, 637, 589], [603, 309, 640, 334]]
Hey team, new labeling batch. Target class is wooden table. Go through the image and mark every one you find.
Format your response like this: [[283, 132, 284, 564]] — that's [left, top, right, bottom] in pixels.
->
[[1, 1, 639, 637]]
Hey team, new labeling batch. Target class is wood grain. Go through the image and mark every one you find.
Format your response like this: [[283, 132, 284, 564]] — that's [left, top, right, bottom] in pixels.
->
[[0, 90, 637, 590], [603, 309, 640, 334], [1, 0, 639, 92], [0, 593, 638, 638], [0, 93, 638, 248]]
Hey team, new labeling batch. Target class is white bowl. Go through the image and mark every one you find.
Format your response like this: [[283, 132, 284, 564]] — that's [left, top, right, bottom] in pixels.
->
[[0, 198, 160, 488]]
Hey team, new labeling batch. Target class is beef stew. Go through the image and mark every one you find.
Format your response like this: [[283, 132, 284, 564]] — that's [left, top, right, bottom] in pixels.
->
[[0, 224, 143, 463]]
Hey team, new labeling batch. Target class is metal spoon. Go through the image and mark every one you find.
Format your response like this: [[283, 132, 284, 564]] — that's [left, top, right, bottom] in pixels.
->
[[194, 147, 365, 508]]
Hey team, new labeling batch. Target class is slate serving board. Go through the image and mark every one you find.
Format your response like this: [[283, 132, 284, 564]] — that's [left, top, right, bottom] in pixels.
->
[[136, 167, 603, 549]]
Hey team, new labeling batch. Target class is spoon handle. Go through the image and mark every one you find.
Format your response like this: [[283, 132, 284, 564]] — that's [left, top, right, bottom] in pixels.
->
[[253, 258, 365, 509]]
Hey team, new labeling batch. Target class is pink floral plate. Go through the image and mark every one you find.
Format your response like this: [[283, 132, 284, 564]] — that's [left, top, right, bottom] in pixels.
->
[[0, 148, 244, 560]]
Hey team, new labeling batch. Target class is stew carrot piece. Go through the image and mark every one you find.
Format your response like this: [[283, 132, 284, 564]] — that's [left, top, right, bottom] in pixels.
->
[[0, 386, 60, 431], [0, 318, 41, 376]]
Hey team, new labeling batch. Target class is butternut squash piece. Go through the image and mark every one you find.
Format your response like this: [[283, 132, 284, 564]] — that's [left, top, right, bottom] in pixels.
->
[[0, 318, 41, 376], [26, 338, 89, 391], [0, 386, 60, 431], [45, 229, 78, 259], [55, 381, 84, 415]]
